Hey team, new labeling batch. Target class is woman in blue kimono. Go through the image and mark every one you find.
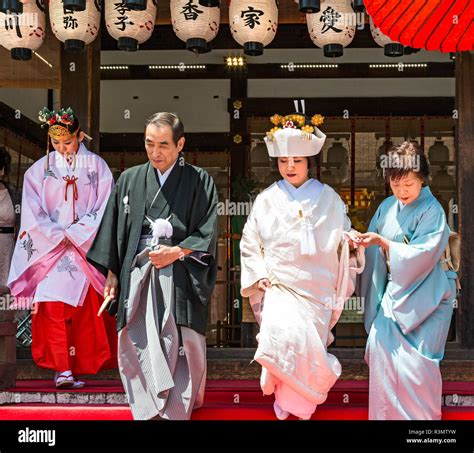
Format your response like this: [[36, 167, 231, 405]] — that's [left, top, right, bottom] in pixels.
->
[[358, 141, 457, 420]]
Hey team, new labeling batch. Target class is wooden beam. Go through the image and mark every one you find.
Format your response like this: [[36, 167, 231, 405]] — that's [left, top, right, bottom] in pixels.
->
[[0, 130, 43, 163], [456, 51, 474, 349], [239, 97, 455, 117], [100, 132, 230, 153], [101, 24, 382, 51], [0, 79, 57, 89], [100, 62, 454, 80], [0, 102, 46, 149], [249, 62, 453, 79]]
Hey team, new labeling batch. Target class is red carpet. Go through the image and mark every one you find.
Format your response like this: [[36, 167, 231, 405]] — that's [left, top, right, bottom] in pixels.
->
[[1, 403, 473, 421], [1, 380, 473, 420]]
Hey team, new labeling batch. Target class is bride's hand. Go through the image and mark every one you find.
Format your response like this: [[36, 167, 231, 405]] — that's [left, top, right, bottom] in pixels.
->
[[346, 231, 362, 249], [257, 278, 271, 292]]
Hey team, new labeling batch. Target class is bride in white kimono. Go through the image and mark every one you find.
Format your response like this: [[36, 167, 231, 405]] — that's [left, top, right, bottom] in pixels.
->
[[358, 141, 458, 420], [240, 112, 364, 420]]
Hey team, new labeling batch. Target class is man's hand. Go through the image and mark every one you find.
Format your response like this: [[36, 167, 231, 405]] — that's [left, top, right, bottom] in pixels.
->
[[149, 245, 188, 269], [98, 271, 119, 317], [104, 270, 118, 300], [257, 278, 271, 292]]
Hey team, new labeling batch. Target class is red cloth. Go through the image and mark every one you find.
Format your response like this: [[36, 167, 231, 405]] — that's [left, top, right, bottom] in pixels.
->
[[31, 285, 118, 375]]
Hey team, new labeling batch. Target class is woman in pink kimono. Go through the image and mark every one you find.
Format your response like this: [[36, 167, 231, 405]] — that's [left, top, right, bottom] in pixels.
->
[[8, 107, 117, 388], [240, 112, 364, 420]]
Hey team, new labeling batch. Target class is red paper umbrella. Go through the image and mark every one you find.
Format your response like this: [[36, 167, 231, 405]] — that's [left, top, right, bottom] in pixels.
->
[[364, 0, 474, 52]]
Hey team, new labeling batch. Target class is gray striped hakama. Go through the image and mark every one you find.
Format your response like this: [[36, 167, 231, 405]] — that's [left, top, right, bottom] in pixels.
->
[[117, 235, 207, 420]]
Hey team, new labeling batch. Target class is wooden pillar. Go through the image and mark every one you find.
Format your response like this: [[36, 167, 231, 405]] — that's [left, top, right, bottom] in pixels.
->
[[420, 116, 425, 150], [0, 287, 16, 389], [455, 51, 474, 349], [47, 89, 54, 111], [384, 117, 391, 197], [229, 73, 254, 347], [60, 32, 101, 153], [229, 74, 248, 178], [350, 118, 356, 206]]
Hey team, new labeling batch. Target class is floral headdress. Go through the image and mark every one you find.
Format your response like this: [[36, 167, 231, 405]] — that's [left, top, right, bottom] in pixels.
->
[[263, 101, 326, 158], [39, 107, 79, 140], [266, 113, 325, 142], [38, 107, 88, 172]]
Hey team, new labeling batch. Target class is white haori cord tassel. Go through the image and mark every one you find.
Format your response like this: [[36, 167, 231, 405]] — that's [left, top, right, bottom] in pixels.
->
[[147, 215, 173, 247], [299, 209, 316, 256]]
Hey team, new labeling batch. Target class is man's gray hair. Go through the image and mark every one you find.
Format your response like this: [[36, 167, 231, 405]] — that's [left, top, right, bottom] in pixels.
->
[[144, 112, 184, 146]]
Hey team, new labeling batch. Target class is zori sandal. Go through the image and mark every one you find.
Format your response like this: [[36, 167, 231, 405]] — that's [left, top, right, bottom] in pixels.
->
[[71, 379, 85, 389], [55, 372, 74, 389]]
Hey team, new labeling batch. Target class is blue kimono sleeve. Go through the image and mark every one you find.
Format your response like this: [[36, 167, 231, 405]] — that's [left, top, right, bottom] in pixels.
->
[[359, 205, 388, 334], [388, 203, 452, 334]]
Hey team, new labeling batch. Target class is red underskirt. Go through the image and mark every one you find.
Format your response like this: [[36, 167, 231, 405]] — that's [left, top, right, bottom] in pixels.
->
[[31, 285, 118, 375]]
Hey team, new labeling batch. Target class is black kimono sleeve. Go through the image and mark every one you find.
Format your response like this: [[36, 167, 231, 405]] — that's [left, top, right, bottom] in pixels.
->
[[86, 181, 121, 278], [178, 169, 218, 255], [174, 169, 219, 332]]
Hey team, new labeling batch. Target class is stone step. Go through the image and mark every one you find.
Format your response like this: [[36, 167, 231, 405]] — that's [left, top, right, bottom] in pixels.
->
[[2, 380, 473, 407]]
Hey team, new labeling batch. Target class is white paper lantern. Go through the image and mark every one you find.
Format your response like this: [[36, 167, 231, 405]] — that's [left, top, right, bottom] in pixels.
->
[[0, 0, 46, 60], [50, 0, 100, 52], [229, 0, 278, 56], [307, 0, 355, 57], [171, 0, 220, 53], [105, 0, 157, 51], [370, 17, 404, 57]]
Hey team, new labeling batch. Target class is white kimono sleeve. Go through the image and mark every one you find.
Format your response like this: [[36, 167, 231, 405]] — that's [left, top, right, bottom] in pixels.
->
[[329, 203, 365, 343], [239, 198, 269, 324]]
